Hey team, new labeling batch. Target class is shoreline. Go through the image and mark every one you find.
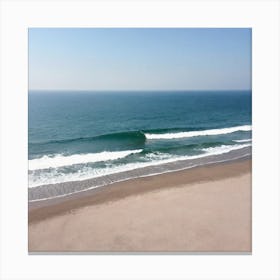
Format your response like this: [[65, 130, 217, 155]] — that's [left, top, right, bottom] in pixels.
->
[[28, 146, 251, 202], [29, 157, 251, 224]]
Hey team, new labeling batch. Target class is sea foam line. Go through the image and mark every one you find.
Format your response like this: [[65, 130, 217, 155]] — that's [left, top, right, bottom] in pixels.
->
[[233, 138, 252, 143], [29, 151, 252, 202], [29, 143, 251, 188], [145, 125, 252, 140], [29, 149, 142, 171]]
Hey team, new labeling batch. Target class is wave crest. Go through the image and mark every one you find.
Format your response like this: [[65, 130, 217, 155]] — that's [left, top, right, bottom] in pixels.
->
[[145, 125, 252, 140], [233, 138, 252, 143], [29, 149, 142, 170]]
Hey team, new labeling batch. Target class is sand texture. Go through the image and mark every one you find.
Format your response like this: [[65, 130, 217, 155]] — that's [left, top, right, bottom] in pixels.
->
[[29, 160, 251, 252]]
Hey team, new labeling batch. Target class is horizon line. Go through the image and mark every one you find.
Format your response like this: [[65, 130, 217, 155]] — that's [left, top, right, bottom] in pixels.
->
[[29, 89, 252, 92]]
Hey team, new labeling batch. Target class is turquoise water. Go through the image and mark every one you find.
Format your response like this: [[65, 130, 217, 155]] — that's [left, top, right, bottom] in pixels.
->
[[28, 90, 252, 188]]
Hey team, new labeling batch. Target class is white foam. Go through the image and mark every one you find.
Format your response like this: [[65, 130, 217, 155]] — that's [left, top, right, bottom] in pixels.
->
[[29, 152, 252, 202], [202, 143, 251, 155], [28, 149, 142, 170], [233, 138, 252, 143], [29, 143, 251, 187], [145, 125, 252, 140]]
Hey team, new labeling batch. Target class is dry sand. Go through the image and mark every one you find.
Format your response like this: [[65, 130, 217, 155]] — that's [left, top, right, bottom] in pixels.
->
[[28, 159, 251, 252]]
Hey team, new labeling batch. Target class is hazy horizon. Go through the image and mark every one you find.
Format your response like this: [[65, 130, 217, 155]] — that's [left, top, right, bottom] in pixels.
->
[[29, 89, 251, 92]]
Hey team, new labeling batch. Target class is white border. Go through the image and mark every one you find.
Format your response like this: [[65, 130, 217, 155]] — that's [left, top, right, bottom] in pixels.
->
[[0, 0, 279, 279]]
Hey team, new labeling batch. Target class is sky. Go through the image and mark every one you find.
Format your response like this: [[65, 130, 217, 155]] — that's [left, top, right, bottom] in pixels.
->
[[29, 28, 251, 91]]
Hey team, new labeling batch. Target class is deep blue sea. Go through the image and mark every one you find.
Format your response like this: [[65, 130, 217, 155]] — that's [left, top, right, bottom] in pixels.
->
[[28, 90, 252, 192]]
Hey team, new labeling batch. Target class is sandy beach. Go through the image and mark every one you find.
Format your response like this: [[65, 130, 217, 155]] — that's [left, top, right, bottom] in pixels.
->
[[28, 159, 251, 252]]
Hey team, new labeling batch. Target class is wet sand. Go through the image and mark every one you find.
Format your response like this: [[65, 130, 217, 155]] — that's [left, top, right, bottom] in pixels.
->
[[29, 159, 251, 252]]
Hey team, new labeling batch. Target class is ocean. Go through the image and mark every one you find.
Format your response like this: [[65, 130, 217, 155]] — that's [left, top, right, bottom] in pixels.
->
[[28, 90, 252, 201]]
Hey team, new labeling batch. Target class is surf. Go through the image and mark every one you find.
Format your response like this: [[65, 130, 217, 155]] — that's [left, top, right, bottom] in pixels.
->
[[233, 138, 252, 143], [29, 143, 251, 187], [144, 125, 252, 140], [29, 149, 143, 170]]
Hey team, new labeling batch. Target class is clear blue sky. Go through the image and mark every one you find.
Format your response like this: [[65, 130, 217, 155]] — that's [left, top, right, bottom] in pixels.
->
[[29, 28, 251, 91]]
